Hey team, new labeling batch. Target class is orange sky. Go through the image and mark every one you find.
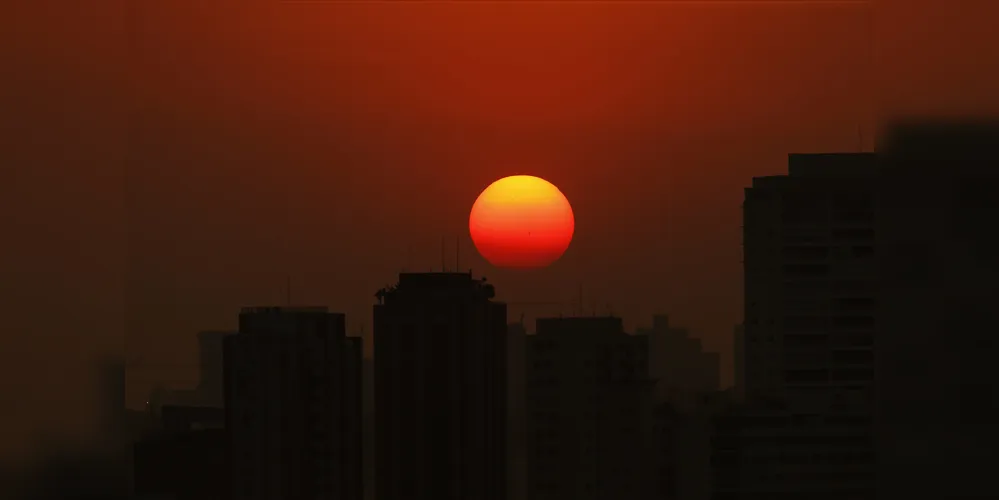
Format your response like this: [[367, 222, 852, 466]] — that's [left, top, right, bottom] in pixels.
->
[[2, 0, 998, 457]]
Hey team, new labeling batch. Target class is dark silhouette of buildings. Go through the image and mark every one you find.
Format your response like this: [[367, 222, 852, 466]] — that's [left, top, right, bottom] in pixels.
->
[[374, 272, 507, 500], [343, 336, 364, 500], [712, 411, 873, 499], [659, 392, 733, 500], [508, 320, 529, 500], [362, 357, 375, 500], [732, 325, 744, 403], [161, 404, 224, 432], [717, 152, 879, 499], [873, 122, 999, 498], [634, 316, 723, 500], [637, 315, 720, 409], [526, 316, 656, 500], [720, 122, 999, 499], [124, 120, 999, 500], [652, 403, 681, 500], [742, 152, 878, 412], [133, 405, 227, 500], [224, 307, 362, 500]]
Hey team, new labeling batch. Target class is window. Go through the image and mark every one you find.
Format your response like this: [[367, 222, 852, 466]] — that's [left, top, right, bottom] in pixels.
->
[[781, 193, 827, 225], [784, 316, 829, 329], [832, 368, 873, 382], [785, 334, 828, 347], [782, 246, 830, 260], [832, 316, 875, 329], [852, 245, 875, 258], [832, 192, 874, 223], [785, 369, 828, 383], [832, 349, 873, 364], [835, 297, 876, 310], [783, 264, 829, 277]]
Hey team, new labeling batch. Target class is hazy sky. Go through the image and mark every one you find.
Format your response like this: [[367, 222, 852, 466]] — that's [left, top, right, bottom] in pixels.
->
[[2, 0, 997, 457]]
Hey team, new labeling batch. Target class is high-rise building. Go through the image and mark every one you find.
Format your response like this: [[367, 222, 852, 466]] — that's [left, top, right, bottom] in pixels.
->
[[732, 325, 744, 403], [526, 316, 656, 500], [362, 357, 374, 500], [638, 315, 720, 408], [374, 272, 507, 500], [507, 320, 529, 500], [742, 153, 878, 411], [716, 153, 879, 500], [721, 123, 999, 500], [133, 417, 227, 500], [224, 306, 362, 500], [343, 336, 364, 500], [873, 123, 999, 498]]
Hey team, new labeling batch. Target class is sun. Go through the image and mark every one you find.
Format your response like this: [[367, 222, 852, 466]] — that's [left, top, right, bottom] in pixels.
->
[[469, 175, 575, 269]]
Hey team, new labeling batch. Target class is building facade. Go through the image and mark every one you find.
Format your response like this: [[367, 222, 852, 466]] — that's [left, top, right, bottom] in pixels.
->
[[638, 315, 720, 409], [508, 320, 529, 500], [374, 272, 507, 500], [526, 316, 656, 500], [742, 153, 878, 411], [722, 153, 879, 499], [224, 306, 362, 500]]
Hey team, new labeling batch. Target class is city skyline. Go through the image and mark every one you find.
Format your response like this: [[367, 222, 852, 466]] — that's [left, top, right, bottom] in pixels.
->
[[4, 1, 999, 496], [114, 0, 879, 411], [21, 122, 999, 500]]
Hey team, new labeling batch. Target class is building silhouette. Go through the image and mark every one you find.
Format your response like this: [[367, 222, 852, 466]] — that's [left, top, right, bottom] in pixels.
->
[[722, 124, 999, 498], [742, 152, 878, 411], [660, 391, 734, 500], [526, 316, 656, 500], [373, 272, 507, 500], [732, 325, 744, 403], [224, 307, 362, 500], [637, 315, 720, 409], [715, 152, 879, 499], [362, 357, 375, 500], [652, 403, 681, 500], [508, 320, 529, 500], [873, 122, 999, 498], [712, 411, 873, 499], [133, 405, 227, 500]]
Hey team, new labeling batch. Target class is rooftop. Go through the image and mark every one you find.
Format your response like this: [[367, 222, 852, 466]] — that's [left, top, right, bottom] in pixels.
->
[[536, 316, 625, 336], [239, 306, 330, 315], [376, 271, 497, 304]]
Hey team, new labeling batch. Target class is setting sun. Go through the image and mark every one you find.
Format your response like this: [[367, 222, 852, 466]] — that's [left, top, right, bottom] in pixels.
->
[[469, 175, 575, 269]]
